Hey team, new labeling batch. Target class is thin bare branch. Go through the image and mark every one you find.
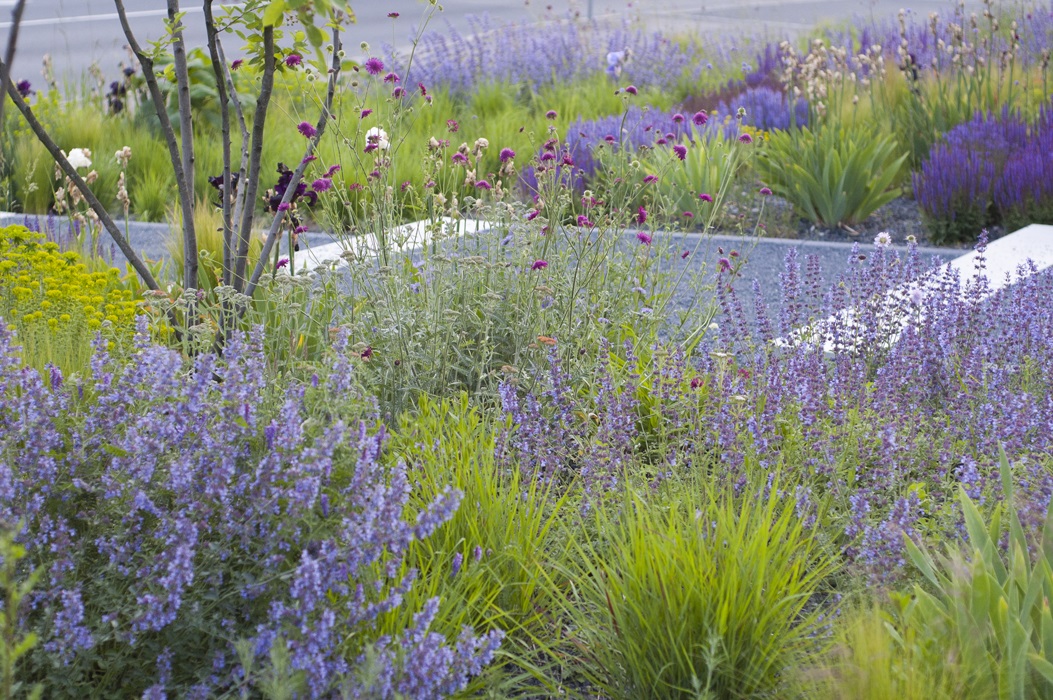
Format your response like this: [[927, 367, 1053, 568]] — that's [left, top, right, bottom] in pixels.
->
[[113, 0, 197, 289], [232, 26, 275, 291], [0, 0, 26, 131], [168, 0, 198, 289], [204, 0, 232, 285], [0, 62, 161, 290], [245, 28, 343, 299], [215, 40, 251, 276]]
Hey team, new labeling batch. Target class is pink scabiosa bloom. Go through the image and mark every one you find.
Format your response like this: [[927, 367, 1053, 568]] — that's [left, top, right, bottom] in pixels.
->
[[531, 259, 548, 270], [364, 143, 378, 154], [499, 147, 516, 162], [349, 182, 364, 191], [276, 257, 289, 269], [294, 225, 308, 234], [682, 211, 694, 218], [643, 174, 658, 184], [545, 110, 558, 120], [392, 87, 405, 98], [655, 137, 668, 146], [298, 121, 317, 138], [562, 154, 575, 166], [474, 180, 491, 190], [540, 152, 556, 162], [738, 133, 754, 144], [231, 59, 244, 71], [672, 113, 685, 124], [699, 193, 713, 202], [447, 119, 459, 132], [384, 72, 400, 84], [451, 152, 468, 165], [604, 134, 616, 144], [636, 207, 648, 225], [360, 108, 373, 119], [636, 231, 652, 245], [576, 214, 593, 228], [284, 54, 302, 67], [312, 178, 332, 192], [302, 154, 317, 164], [363, 57, 384, 75], [718, 257, 733, 272], [759, 187, 772, 196], [673, 144, 687, 160], [624, 85, 638, 95], [324, 164, 341, 177], [692, 110, 708, 126]]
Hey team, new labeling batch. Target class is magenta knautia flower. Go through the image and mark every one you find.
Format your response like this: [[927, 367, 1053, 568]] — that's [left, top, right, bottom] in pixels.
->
[[672, 113, 685, 124], [324, 164, 341, 177], [546, 110, 558, 120], [673, 144, 687, 161], [387, 11, 400, 17], [636, 231, 652, 245], [364, 143, 378, 154], [451, 152, 468, 165], [577, 215, 593, 228], [655, 137, 668, 146], [699, 193, 713, 202], [531, 259, 548, 270], [636, 207, 648, 225], [499, 147, 516, 162], [302, 154, 317, 164], [16, 80, 31, 97], [540, 152, 556, 162], [294, 225, 308, 234], [298, 121, 317, 138], [692, 110, 708, 126], [384, 72, 400, 84], [447, 119, 459, 132], [624, 85, 638, 95], [277, 202, 291, 212], [643, 174, 658, 184], [418, 82, 428, 96], [604, 134, 616, 144], [360, 108, 373, 119], [759, 186, 772, 195], [284, 54, 302, 67], [276, 257, 289, 269], [718, 256, 732, 272], [230, 59, 243, 71], [474, 180, 491, 190], [681, 250, 691, 258], [682, 211, 693, 218], [738, 133, 754, 144], [312, 178, 332, 192], [392, 87, 404, 98], [526, 210, 539, 221], [364, 57, 384, 75]]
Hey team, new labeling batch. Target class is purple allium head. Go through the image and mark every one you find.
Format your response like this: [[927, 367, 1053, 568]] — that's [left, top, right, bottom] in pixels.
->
[[643, 174, 658, 184], [298, 122, 317, 138], [545, 110, 558, 120], [284, 54, 302, 67], [738, 133, 754, 144], [531, 259, 548, 270], [636, 206, 648, 225], [673, 144, 687, 161], [759, 186, 772, 196], [311, 178, 332, 192], [692, 110, 708, 126], [499, 147, 516, 163], [364, 57, 385, 76], [636, 231, 652, 245], [699, 193, 713, 202], [360, 108, 373, 119], [624, 85, 638, 95], [474, 180, 491, 190], [15, 80, 31, 97], [672, 113, 685, 124]]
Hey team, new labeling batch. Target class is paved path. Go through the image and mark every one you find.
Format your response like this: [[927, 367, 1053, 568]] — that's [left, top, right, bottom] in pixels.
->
[[2, 0, 986, 86]]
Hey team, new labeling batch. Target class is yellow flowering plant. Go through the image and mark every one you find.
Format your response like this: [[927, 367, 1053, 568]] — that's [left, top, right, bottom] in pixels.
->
[[0, 224, 139, 376]]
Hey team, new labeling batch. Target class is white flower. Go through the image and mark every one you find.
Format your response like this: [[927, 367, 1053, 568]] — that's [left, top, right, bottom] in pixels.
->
[[66, 148, 92, 170], [114, 146, 132, 168], [873, 231, 892, 247], [365, 127, 389, 150]]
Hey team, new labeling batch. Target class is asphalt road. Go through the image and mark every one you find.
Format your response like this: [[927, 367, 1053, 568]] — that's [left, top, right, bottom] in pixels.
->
[[2, 0, 986, 86]]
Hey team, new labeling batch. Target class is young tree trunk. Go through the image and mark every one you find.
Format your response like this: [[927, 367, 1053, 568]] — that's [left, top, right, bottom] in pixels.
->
[[0, 0, 27, 133], [168, 0, 199, 290]]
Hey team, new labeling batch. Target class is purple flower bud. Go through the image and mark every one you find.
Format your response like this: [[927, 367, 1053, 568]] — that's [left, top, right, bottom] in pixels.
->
[[673, 144, 687, 161], [297, 121, 317, 138], [636, 231, 652, 245], [531, 259, 548, 270]]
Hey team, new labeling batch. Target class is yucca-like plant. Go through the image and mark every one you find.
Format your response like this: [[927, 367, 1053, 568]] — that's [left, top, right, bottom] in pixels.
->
[[756, 122, 907, 228]]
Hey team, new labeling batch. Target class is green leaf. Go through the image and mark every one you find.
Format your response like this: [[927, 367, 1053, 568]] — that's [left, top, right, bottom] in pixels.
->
[[262, 0, 286, 27]]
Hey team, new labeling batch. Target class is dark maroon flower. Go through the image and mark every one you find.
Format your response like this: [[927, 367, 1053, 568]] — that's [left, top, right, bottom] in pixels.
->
[[682, 211, 694, 218], [15, 80, 32, 97], [392, 87, 404, 98], [672, 113, 685, 124], [474, 180, 492, 190], [526, 209, 539, 221], [387, 11, 400, 17], [643, 174, 658, 184], [418, 82, 427, 96], [681, 250, 691, 258], [718, 257, 732, 272], [447, 119, 459, 133], [324, 164, 341, 177]]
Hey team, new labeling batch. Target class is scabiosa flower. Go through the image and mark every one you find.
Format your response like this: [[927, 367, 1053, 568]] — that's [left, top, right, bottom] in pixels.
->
[[672, 113, 685, 124], [451, 152, 468, 165], [526, 209, 539, 221], [298, 121, 317, 138], [324, 164, 341, 177], [474, 180, 491, 190], [230, 59, 243, 71], [682, 211, 694, 218], [531, 259, 548, 270], [284, 54, 302, 67], [636, 207, 648, 225], [576, 214, 593, 228], [277, 202, 291, 212], [738, 133, 754, 144], [681, 250, 691, 258], [383, 72, 400, 84], [718, 256, 733, 272], [363, 57, 384, 75], [699, 193, 713, 202], [447, 119, 459, 132], [643, 174, 658, 184], [545, 110, 558, 120], [392, 86, 404, 98], [276, 257, 289, 269], [673, 144, 687, 161], [759, 186, 772, 196], [539, 152, 555, 162], [15, 80, 32, 97], [692, 110, 708, 126], [636, 231, 652, 245], [360, 108, 373, 119], [311, 178, 332, 192], [604, 134, 617, 144], [873, 231, 892, 247], [624, 85, 638, 95], [500, 147, 516, 162]]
